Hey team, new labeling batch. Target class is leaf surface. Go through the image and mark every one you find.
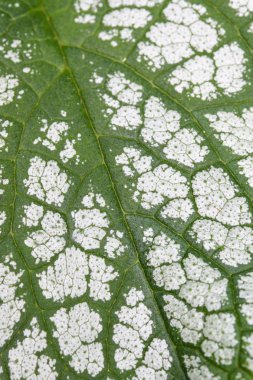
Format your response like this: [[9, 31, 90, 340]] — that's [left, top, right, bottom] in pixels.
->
[[0, 0, 253, 379]]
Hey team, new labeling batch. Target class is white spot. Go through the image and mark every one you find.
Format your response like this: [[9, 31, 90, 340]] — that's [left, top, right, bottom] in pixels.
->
[[161, 198, 194, 222], [0, 39, 21, 63], [116, 147, 189, 209], [238, 156, 253, 188], [138, 0, 224, 70], [133, 338, 173, 379], [23, 203, 67, 263], [22, 67, 31, 74], [143, 232, 228, 310], [229, 0, 253, 16], [0, 165, 9, 195], [74, 0, 102, 24], [143, 96, 209, 167], [143, 228, 182, 267], [97, 1, 163, 45], [242, 333, 253, 371], [183, 355, 221, 380], [0, 75, 19, 106], [108, 0, 162, 6], [0, 211, 6, 233], [201, 314, 237, 365], [192, 166, 251, 226], [51, 303, 104, 376], [100, 72, 143, 131], [71, 192, 125, 257], [89, 255, 118, 301], [37, 246, 118, 302], [33, 119, 80, 164], [238, 272, 253, 325], [113, 288, 153, 371], [103, 8, 151, 29], [164, 295, 236, 365], [191, 220, 253, 267], [8, 318, 57, 380], [0, 260, 24, 348], [169, 43, 247, 100], [205, 109, 253, 156], [106, 71, 143, 105], [0, 119, 13, 152], [23, 156, 72, 206]]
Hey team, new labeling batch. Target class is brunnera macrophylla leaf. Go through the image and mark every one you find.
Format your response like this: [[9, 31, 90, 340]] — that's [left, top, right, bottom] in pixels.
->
[[1, 0, 253, 379]]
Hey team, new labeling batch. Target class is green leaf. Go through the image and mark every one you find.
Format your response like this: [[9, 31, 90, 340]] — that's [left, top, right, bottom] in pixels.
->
[[0, 0, 253, 379]]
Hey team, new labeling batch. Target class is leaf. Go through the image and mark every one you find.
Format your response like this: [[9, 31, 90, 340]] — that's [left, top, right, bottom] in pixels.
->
[[0, 0, 253, 379]]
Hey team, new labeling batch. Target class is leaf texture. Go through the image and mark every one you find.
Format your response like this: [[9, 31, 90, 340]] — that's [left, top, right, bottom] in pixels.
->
[[0, 0, 253, 379]]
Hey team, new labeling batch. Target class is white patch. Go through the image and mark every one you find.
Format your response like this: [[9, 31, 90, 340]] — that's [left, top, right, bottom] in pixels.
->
[[37, 246, 118, 302], [23, 156, 72, 206], [107, 72, 143, 105], [0, 260, 25, 348], [113, 288, 153, 371], [192, 167, 251, 226], [23, 203, 67, 263], [229, 0, 253, 16], [179, 254, 228, 311], [90, 72, 104, 84], [189, 166, 253, 267], [183, 355, 221, 380], [205, 109, 253, 156], [51, 303, 104, 376], [103, 8, 151, 29], [37, 246, 89, 302], [8, 318, 57, 380], [133, 338, 173, 379], [191, 220, 253, 267], [143, 228, 182, 266], [238, 156, 253, 188], [60, 139, 79, 164], [115, 147, 189, 209], [23, 67, 31, 74], [164, 295, 236, 365], [138, 0, 224, 70], [108, 0, 163, 6], [33, 119, 80, 164], [143, 229, 185, 290], [88, 255, 118, 301], [143, 96, 209, 167], [71, 192, 125, 257], [100, 72, 143, 131], [238, 272, 253, 325], [33, 120, 69, 151], [0, 38, 34, 64], [242, 333, 253, 371], [97, 1, 163, 45], [163, 128, 209, 167], [74, 0, 102, 24], [0, 39, 21, 63], [0, 119, 12, 152], [0, 166, 9, 195], [201, 314, 237, 365], [169, 43, 247, 100], [143, 230, 228, 310], [161, 198, 194, 222], [0, 75, 19, 106], [104, 230, 126, 258], [164, 294, 204, 344], [0, 211, 6, 233]]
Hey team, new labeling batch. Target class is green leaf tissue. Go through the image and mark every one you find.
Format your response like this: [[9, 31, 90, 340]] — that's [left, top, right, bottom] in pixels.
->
[[0, 0, 253, 379]]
